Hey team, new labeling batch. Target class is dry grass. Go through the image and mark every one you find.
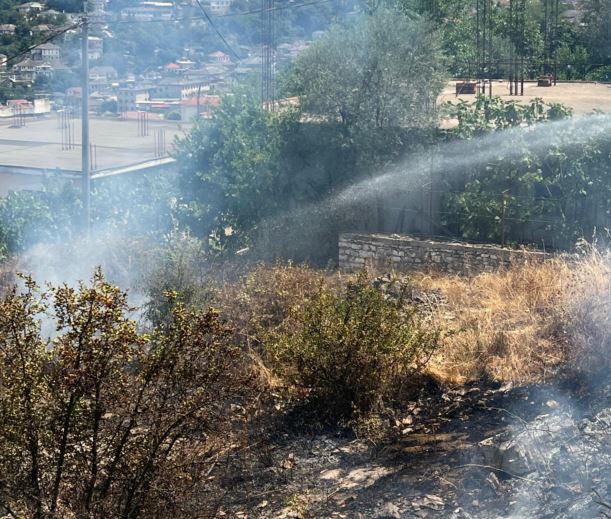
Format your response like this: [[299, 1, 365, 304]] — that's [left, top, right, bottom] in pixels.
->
[[217, 255, 610, 387], [2, 247, 608, 388], [413, 252, 611, 384]]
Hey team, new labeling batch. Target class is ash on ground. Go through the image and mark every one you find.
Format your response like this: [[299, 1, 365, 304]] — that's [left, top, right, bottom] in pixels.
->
[[217, 375, 610, 518]]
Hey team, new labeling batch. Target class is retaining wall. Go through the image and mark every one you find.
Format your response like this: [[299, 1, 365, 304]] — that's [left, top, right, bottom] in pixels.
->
[[339, 233, 550, 274]]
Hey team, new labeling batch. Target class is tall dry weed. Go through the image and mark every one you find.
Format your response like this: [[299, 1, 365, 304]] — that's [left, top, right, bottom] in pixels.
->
[[416, 252, 610, 383]]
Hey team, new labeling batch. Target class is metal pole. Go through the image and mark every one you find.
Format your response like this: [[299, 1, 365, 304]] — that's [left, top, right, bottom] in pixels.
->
[[509, 0, 514, 95], [554, 0, 559, 84], [501, 190, 508, 246], [81, 8, 90, 235]]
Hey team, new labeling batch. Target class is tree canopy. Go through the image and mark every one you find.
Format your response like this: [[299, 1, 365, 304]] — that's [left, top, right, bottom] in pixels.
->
[[284, 8, 446, 130]]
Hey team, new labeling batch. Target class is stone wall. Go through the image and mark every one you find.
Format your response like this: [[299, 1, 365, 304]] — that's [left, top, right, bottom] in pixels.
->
[[339, 233, 550, 274]]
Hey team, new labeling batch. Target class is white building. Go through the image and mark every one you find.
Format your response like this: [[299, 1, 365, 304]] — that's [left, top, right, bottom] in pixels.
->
[[152, 78, 206, 100], [117, 86, 151, 113], [121, 1, 174, 21], [0, 24, 16, 35], [208, 0, 231, 15], [17, 1, 43, 14], [12, 58, 53, 81], [31, 43, 61, 62], [88, 36, 103, 60]]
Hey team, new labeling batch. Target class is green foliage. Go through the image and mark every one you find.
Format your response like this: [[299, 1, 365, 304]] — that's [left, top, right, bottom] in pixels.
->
[[165, 110, 181, 121], [0, 270, 241, 518], [141, 228, 214, 328], [99, 98, 117, 114], [0, 172, 177, 260], [0, 183, 81, 257], [581, 0, 611, 65], [447, 95, 572, 138], [265, 271, 441, 421], [586, 65, 611, 82], [284, 8, 446, 130], [91, 170, 177, 236], [442, 96, 611, 247], [46, 0, 84, 11], [174, 90, 300, 251], [176, 10, 445, 260]]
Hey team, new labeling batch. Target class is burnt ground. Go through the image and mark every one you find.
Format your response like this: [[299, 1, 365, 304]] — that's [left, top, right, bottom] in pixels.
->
[[218, 373, 611, 519]]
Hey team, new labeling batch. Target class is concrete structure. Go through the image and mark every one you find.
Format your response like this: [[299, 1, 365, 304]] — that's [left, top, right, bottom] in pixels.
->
[[31, 24, 53, 34], [40, 8, 62, 17], [31, 43, 60, 62], [0, 54, 7, 69], [209, 50, 231, 64], [117, 86, 150, 112], [121, 1, 174, 20], [180, 94, 220, 120], [87, 36, 104, 61], [152, 78, 205, 100], [0, 98, 52, 119], [90, 65, 118, 81], [0, 116, 188, 174], [208, 0, 231, 15], [91, 0, 107, 12], [338, 233, 549, 275], [12, 58, 53, 81], [0, 165, 80, 195], [0, 24, 16, 35], [0, 157, 176, 196]]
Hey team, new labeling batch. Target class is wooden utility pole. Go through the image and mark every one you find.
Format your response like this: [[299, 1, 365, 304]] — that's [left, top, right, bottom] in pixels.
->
[[81, 5, 90, 235]]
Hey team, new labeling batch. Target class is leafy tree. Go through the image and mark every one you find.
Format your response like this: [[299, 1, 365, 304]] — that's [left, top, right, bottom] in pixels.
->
[[284, 8, 446, 131], [0, 172, 177, 261], [46, 0, 84, 12], [0, 183, 81, 257], [580, 0, 611, 64], [174, 91, 300, 251]]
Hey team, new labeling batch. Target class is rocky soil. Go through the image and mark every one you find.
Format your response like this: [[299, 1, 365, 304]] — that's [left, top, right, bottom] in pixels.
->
[[219, 374, 610, 519]]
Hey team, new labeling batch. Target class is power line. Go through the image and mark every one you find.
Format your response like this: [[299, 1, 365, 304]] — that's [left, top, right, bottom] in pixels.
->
[[94, 0, 335, 25], [0, 23, 82, 68], [219, 0, 335, 18], [193, 0, 240, 59]]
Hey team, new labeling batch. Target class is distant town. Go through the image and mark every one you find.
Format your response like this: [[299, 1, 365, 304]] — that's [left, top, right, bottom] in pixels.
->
[[0, 0, 334, 122]]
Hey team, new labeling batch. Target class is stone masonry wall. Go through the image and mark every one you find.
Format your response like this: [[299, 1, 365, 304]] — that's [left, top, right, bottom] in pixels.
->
[[339, 233, 550, 274]]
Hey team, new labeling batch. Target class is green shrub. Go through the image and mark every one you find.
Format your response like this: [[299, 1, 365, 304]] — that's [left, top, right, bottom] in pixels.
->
[[166, 110, 181, 120], [265, 271, 441, 422]]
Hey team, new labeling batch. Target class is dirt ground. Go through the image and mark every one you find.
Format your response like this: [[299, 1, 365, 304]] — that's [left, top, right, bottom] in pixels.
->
[[218, 375, 610, 518], [439, 81, 611, 116]]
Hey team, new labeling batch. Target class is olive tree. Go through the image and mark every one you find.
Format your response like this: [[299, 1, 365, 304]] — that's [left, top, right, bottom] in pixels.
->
[[284, 7, 447, 130]]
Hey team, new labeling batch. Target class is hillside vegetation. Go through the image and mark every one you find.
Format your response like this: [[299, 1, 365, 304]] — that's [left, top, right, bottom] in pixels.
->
[[0, 245, 608, 516]]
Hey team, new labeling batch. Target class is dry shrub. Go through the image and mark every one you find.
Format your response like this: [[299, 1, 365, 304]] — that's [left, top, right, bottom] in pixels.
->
[[218, 262, 345, 351], [0, 270, 245, 519], [0, 260, 15, 296], [262, 271, 442, 422], [562, 248, 611, 375], [414, 251, 611, 384]]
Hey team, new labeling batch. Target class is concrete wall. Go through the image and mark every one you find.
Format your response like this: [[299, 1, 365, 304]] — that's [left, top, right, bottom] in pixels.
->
[[339, 233, 550, 274], [0, 167, 79, 196]]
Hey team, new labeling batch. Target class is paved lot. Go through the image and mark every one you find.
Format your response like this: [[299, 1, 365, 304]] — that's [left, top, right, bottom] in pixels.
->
[[0, 116, 191, 171], [1, 83, 609, 171], [440, 80, 611, 116]]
